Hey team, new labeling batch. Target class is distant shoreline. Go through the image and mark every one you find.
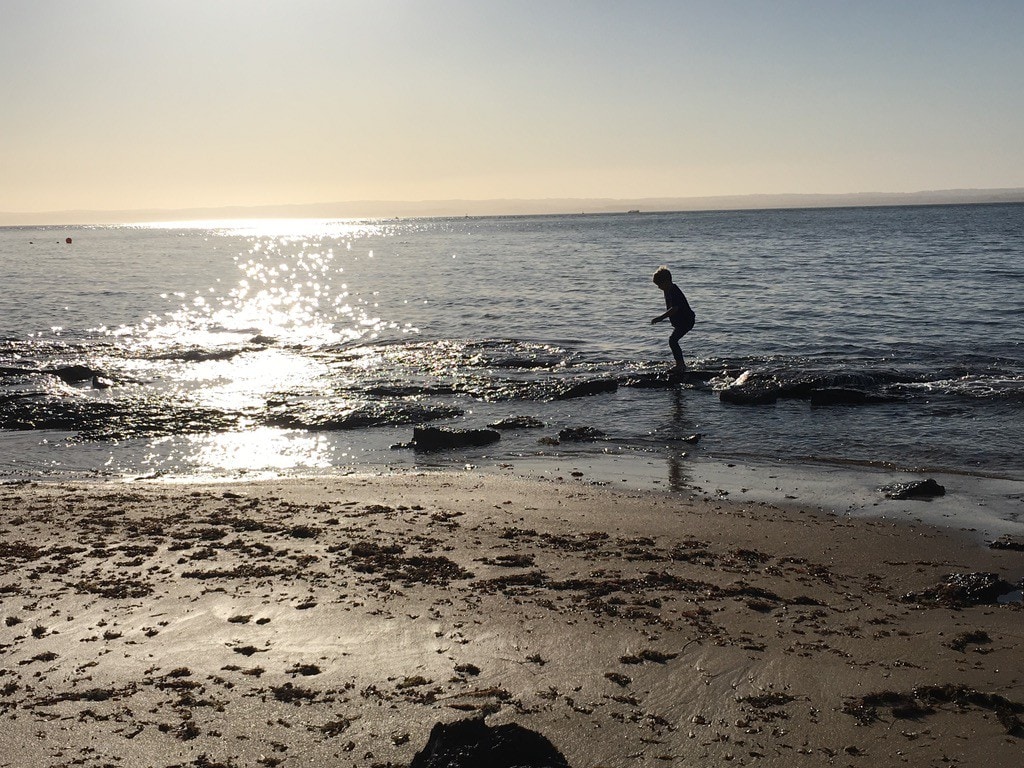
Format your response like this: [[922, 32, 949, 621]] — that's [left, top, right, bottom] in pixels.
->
[[2, 188, 1023, 226]]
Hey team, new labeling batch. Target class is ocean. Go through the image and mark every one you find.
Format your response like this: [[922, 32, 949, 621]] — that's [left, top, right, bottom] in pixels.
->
[[2, 204, 1023, 495]]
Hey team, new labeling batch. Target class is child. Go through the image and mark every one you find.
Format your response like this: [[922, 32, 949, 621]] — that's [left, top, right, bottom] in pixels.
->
[[650, 266, 696, 371]]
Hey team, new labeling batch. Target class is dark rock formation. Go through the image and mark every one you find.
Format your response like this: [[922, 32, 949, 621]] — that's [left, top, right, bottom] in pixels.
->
[[809, 388, 880, 406], [1, 366, 34, 378], [274, 403, 462, 431], [720, 384, 779, 405], [488, 416, 546, 430], [621, 370, 716, 389], [46, 365, 102, 385], [620, 374, 678, 390], [409, 717, 570, 768], [720, 369, 900, 406], [881, 478, 945, 500], [552, 379, 618, 400], [411, 426, 501, 451], [150, 348, 243, 363]]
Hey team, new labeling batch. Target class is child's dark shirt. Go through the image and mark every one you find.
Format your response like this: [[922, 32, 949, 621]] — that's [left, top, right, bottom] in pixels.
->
[[665, 284, 695, 329]]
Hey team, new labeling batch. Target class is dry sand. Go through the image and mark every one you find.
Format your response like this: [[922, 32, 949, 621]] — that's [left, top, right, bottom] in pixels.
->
[[1, 471, 1022, 767]]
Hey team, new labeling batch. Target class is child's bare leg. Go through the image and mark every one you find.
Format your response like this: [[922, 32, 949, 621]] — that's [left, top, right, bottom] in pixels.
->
[[669, 329, 686, 369]]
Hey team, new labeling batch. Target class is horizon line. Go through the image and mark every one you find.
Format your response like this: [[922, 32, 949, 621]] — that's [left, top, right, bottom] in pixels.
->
[[3, 187, 1023, 227]]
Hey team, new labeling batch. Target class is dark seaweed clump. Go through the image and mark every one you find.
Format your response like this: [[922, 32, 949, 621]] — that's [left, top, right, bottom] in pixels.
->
[[902, 572, 1015, 608], [843, 685, 1024, 735], [341, 541, 474, 586]]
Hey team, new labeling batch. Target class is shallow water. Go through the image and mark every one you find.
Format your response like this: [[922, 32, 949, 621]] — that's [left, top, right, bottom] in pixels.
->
[[1, 205, 1022, 484]]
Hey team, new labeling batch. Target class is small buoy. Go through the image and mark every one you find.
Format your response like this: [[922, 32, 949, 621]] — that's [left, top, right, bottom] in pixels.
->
[[65, 237, 72, 244]]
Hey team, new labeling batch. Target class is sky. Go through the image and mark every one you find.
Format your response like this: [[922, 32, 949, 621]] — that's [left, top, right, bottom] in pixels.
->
[[2, 0, 1023, 215]]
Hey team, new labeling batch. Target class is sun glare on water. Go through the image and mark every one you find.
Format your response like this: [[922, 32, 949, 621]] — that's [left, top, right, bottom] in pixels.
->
[[176, 349, 327, 412], [184, 428, 340, 474], [135, 224, 404, 351], [100, 222, 420, 439]]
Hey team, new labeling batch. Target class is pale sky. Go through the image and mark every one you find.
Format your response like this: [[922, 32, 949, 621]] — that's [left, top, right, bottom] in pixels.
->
[[2, 0, 1022, 214]]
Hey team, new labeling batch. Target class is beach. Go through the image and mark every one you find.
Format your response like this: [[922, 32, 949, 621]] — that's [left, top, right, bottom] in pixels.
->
[[2, 470, 1022, 767]]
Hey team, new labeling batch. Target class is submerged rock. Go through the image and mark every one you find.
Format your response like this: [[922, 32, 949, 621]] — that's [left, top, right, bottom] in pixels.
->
[[717, 369, 775, 405], [411, 426, 501, 451], [271, 402, 462, 431], [620, 373, 678, 390], [149, 348, 244, 363], [720, 369, 898, 406], [46, 365, 103, 385], [720, 384, 779, 405], [809, 388, 881, 406], [557, 426, 605, 442], [409, 717, 570, 768], [552, 378, 618, 400], [621, 370, 716, 389], [881, 478, 945, 500], [488, 416, 546, 430]]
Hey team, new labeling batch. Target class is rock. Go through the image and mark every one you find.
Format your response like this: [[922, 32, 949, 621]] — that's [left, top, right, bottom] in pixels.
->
[[557, 426, 605, 442], [719, 383, 779, 405], [46, 365, 101, 385], [412, 426, 500, 451], [881, 478, 945, 500], [488, 416, 546, 430], [809, 388, 876, 406], [620, 374, 678, 390], [152, 348, 243, 363], [622, 370, 716, 389], [721, 369, 900, 405], [409, 717, 571, 768], [552, 378, 618, 400], [903, 572, 1015, 608], [91, 375, 114, 389], [1, 366, 35, 378]]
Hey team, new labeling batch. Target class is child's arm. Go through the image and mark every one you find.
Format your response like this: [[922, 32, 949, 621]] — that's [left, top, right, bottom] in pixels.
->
[[651, 306, 677, 324]]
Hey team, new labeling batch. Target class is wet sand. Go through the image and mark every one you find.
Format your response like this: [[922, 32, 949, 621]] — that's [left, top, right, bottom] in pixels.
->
[[1, 471, 1022, 767]]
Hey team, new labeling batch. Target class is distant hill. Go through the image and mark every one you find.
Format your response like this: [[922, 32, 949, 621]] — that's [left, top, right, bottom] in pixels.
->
[[3, 188, 1023, 226]]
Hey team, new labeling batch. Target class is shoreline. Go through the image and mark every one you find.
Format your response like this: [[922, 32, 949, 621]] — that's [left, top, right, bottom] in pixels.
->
[[14, 448, 1020, 549], [2, 470, 1023, 767], [496, 453, 1024, 548], [6, 447, 1024, 543]]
